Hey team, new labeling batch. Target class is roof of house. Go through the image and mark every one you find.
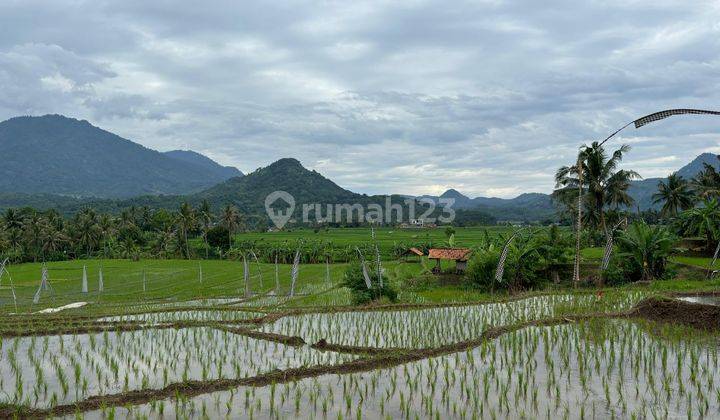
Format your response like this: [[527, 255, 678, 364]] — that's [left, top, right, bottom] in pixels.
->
[[405, 247, 424, 256], [427, 248, 472, 261]]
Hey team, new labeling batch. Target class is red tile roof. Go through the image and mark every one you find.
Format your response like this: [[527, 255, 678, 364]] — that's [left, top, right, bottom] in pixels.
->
[[428, 248, 472, 261]]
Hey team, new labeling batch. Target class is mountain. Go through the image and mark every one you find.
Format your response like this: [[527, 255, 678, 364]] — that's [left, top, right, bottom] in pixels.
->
[[419, 190, 557, 222], [631, 153, 719, 210], [676, 153, 720, 179], [164, 150, 242, 179], [0, 115, 241, 198], [427, 152, 720, 215], [194, 158, 359, 214]]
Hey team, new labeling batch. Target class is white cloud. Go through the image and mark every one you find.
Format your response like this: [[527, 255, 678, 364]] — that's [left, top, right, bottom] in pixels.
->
[[0, 0, 719, 198]]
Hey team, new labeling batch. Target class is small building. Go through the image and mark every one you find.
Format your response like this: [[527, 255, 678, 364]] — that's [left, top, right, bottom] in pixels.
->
[[400, 247, 425, 262], [428, 248, 472, 274]]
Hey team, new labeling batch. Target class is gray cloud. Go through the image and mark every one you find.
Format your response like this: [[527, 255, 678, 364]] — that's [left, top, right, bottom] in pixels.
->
[[1, 0, 720, 197]]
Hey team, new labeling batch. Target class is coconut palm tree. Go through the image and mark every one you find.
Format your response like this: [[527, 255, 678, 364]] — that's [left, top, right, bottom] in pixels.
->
[[73, 210, 101, 257], [692, 157, 720, 199], [22, 214, 44, 260], [652, 173, 696, 218], [555, 142, 639, 233], [152, 226, 178, 259], [175, 202, 196, 259], [197, 200, 213, 258], [220, 205, 241, 247], [39, 221, 67, 256]]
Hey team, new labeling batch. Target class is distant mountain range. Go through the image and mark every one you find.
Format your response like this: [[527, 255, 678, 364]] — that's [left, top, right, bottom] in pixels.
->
[[0, 115, 242, 198], [413, 189, 557, 222], [419, 152, 720, 215], [628, 153, 720, 210], [0, 114, 716, 222]]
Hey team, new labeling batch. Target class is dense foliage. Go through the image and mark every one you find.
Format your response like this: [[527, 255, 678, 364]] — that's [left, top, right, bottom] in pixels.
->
[[603, 222, 676, 283], [341, 263, 398, 305], [0, 115, 238, 198], [465, 227, 573, 292]]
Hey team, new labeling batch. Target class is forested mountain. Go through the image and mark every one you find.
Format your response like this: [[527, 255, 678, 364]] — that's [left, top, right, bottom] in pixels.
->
[[0, 115, 241, 198], [0, 113, 716, 224], [164, 150, 242, 179], [417, 189, 557, 222], [424, 152, 720, 214]]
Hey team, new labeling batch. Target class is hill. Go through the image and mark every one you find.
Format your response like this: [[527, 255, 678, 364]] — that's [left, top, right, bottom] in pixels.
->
[[164, 150, 242, 179], [0, 115, 240, 198], [418, 190, 557, 222], [194, 158, 359, 214]]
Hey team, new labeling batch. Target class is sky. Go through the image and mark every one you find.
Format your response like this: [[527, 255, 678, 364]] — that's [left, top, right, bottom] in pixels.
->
[[1, 0, 720, 198]]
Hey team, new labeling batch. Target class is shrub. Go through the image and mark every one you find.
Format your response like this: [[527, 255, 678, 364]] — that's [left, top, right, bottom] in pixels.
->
[[465, 232, 548, 292], [206, 225, 231, 251], [606, 221, 675, 282], [464, 246, 501, 291], [341, 263, 397, 305]]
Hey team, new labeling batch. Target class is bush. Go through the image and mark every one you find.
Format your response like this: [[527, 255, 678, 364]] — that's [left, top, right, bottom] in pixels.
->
[[604, 221, 675, 283], [464, 247, 501, 291], [206, 225, 231, 251], [465, 233, 547, 292], [341, 263, 397, 305]]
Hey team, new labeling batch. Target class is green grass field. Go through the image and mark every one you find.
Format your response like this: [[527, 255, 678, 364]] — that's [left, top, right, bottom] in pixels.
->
[[670, 256, 717, 269], [233, 226, 516, 249], [0, 258, 432, 313]]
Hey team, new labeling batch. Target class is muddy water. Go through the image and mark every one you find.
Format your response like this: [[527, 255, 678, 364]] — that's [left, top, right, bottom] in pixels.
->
[[65, 319, 720, 419], [96, 309, 264, 324], [678, 296, 720, 306], [260, 293, 645, 348], [0, 327, 355, 409]]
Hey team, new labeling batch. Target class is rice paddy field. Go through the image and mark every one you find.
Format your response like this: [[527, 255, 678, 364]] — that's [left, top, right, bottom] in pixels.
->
[[0, 256, 719, 419]]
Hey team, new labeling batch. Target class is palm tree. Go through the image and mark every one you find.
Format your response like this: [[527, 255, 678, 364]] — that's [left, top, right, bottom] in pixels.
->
[[678, 199, 720, 252], [98, 213, 116, 257], [3, 208, 24, 230], [175, 202, 196, 259], [692, 157, 720, 199], [22, 213, 44, 261], [555, 142, 639, 233], [152, 226, 178, 259], [39, 222, 67, 256], [652, 173, 695, 218], [220, 205, 241, 247], [73, 210, 101, 257], [197, 200, 213, 258], [616, 222, 675, 282]]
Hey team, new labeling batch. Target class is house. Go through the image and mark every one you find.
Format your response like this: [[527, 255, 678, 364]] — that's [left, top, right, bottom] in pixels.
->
[[400, 247, 424, 262], [428, 248, 472, 274]]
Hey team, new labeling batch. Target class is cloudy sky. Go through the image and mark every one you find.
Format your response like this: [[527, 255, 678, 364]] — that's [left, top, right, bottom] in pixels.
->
[[1, 0, 720, 198]]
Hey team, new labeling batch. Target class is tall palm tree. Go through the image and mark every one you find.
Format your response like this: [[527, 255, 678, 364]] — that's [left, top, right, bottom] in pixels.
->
[[197, 200, 213, 258], [39, 222, 67, 256], [555, 142, 639, 233], [220, 205, 241, 247], [652, 173, 696, 218], [175, 202, 196, 259], [73, 210, 101, 257], [152, 226, 178, 259], [22, 213, 44, 261]]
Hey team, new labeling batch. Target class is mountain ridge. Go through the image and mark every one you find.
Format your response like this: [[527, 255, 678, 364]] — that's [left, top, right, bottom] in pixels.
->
[[0, 114, 241, 198]]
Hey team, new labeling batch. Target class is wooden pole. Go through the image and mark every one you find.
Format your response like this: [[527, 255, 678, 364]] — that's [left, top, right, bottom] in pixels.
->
[[573, 154, 583, 288]]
